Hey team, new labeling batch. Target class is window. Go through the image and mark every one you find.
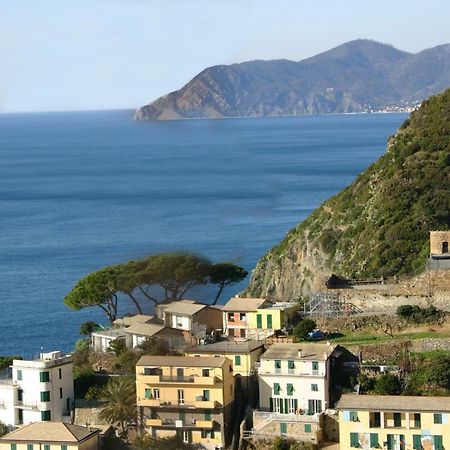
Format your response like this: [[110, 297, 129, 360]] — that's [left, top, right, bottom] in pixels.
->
[[61, 446, 68, 450], [434, 435, 443, 450], [287, 398, 297, 414], [266, 314, 273, 329], [182, 431, 189, 443], [144, 367, 159, 376], [349, 411, 359, 422], [17, 370, 22, 381], [202, 369, 210, 377], [235, 355, 241, 366], [370, 433, 379, 448], [413, 435, 422, 450], [287, 383, 294, 396], [239, 313, 246, 321], [311, 384, 318, 392], [39, 371, 50, 382], [41, 410, 51, 421], [394, 413, 401, 427], [201, 430, 214, 439], [145, 388, 152, 399], [27, 445, 33, 450], [434, 413, 443, 424], [58, 368, 62, 379], [18, 389, 23, 402], [228, 313, 235, 322], [204, 409, 211, 421], [40, 391, 50, 402], [203, 390, 210, 401], [177, 389, 184, 405], [59, 387, 63, 399], [274, 360, 281, 369], [153, 388, 160, 399], [288, 360, 295, 370], [304, 424, 312, 433], [372, 412, 381, 428], [312, 361, 319, 373], [308, 399, 322, 414], [280, 422, 287, 436], [273, 383, 281, 395], [10, 445, 17, 450], [414, 413, 421, 427], [350, 432, 359, 448]]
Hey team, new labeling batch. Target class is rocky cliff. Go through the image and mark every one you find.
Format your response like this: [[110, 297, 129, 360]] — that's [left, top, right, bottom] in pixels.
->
[[135, 39, 450, 120], [245, 88, 450, 300]]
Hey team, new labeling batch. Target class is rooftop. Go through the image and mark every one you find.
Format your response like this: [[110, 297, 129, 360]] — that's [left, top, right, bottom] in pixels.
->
[[163, 300, 208, 316], [137, 355, 228, 368], [91, 328, 126, 338], [222, 297, 268, 312], [113, 314, 155, 327], [124, 323, 165, 336], [262, 342, 336, 361], [0, 422, 100, 443], [337, 394, 450, 412], [186, 340, 264, 354]]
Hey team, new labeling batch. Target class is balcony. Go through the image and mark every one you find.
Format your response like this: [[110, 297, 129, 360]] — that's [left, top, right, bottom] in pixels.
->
[[139, 374, 220, 385], [258, 368, 325, 377], [146, 418, 162, 426], [194, 399, 221, 409], [146, 418, 214, 428], [138, 398, 161, 407], [138, 399, 221, 409], [253, 410, 321, 423], [195, 420, 215, 428], [14, 401, 39, 411]]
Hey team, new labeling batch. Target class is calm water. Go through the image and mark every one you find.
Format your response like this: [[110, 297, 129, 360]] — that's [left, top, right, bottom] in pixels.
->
[[0, 111, 406, 355]]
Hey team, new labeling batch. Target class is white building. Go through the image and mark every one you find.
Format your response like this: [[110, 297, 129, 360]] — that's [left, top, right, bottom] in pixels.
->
[[0, 351, 74, 427]]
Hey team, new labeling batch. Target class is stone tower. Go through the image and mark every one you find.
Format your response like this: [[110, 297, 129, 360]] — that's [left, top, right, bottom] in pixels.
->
[[430, 231, 450, 256]]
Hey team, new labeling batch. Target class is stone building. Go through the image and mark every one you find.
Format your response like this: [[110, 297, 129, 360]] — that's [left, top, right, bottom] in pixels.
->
[[429, 231, 450, 270]]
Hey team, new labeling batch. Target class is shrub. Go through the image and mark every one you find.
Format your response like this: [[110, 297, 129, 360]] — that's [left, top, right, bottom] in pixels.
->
[[374, 373, 401, 395], [293, 318, 316, 341]]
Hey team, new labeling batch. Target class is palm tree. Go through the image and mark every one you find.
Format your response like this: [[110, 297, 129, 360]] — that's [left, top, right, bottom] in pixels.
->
[[99, 377, 136, 438]]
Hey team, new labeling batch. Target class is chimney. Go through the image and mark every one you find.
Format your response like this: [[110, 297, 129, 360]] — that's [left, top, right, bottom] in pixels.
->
[[298, 349, 303, 358]]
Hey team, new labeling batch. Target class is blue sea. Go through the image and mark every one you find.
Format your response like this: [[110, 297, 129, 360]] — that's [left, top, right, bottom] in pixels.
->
[[0, 111, 407, 356]]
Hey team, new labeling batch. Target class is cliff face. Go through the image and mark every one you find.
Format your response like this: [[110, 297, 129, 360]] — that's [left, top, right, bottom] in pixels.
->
[[135, 40, 450, 120], [245, 89, 450, 301]]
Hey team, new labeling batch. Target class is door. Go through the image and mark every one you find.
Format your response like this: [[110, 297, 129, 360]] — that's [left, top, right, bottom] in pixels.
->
[[256, 314, 262, 329], [177, 368, 184, 381], [267, 314, 273, 329]]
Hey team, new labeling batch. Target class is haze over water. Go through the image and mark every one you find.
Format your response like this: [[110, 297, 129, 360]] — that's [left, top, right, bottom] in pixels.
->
[[0, 111, 406, 355]]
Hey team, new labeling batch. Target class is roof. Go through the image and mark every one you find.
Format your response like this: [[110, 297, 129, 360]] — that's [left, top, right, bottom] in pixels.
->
[[163, 300, 207, 316], [91, 328, 126, 338], [113, 314, 154, 327], [186, 340, 264, 354], [125, 323, 165, 336], [0, 422, 100, 443], [337, 394, 450, 413], [137, 355, 228, 368], [222, 297, 268, 312], [262, 342, 336, 361]]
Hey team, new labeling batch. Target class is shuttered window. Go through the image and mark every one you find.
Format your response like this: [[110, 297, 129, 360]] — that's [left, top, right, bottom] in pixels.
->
[[304, 424, 312, 433], [370, 433, 379, 448], [273, 383, 281, 395], [412, 435, 422, 450], [434, 435, 443, 450], [349, 411, 358, 422], [287, 383, 294, 396], [350, 432, 359, 448]]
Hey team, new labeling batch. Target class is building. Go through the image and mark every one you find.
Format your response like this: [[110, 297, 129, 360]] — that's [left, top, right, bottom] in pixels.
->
[[337, 394, 450, 450], [136, 355, 235, 450], [429, 231, 450, 270], [185, 340, 264, 392], [0, 351, 74, 427], [250, 342, 342, 444], [0, 422, 100, 450], [124, 323, 192, 352], [90, 328, 126, 352], [222, 297, 298, 340], [158, 300, 223, 335]]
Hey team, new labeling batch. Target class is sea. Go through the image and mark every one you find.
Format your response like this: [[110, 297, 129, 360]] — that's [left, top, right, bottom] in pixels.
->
[[0, 110, 407, 356]]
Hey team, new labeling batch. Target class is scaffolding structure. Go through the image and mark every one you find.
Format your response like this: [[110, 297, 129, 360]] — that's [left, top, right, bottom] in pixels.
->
[[303, 291, 362, 318]]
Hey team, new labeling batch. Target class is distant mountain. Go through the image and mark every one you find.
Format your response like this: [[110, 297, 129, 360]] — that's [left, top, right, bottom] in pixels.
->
[[135, 40, 450, 120]]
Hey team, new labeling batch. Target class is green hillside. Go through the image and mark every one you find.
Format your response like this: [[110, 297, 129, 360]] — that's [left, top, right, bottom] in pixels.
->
[[246, 89, 450, 298]]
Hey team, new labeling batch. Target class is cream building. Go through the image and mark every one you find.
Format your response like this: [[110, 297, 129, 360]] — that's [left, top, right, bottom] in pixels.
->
[[136, 355, 235, 450], [250, 342, 340, 444], [185, 340, 264, 392], [337, 394, 450, 450], [0, 422, 100, 450], [222, 297, 298, 340], [0, 351, 74, 427]]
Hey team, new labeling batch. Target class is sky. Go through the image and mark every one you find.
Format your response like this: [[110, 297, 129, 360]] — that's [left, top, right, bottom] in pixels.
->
[[1, 0, 450, 112]]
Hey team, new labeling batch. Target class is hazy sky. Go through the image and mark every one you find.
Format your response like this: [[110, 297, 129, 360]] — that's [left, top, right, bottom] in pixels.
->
[[1, 0, 450, 112]]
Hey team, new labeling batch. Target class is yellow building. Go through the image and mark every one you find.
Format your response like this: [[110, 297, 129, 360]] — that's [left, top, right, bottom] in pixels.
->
[[136, 355, 235, 450], [185, 340, 264, 392], [0, 422, 100, 450], [337, 394, 450, 450], [222, 297, 298, 340]]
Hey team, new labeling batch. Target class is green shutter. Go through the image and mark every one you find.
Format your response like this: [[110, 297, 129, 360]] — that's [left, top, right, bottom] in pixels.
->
[[40, 391, 50, 402], [61, 446, 68, 450], [17, 370, 22, 381], [203, 390, 210, 401], [273, 383, 280, 395], [434, 435, 443, 450], [370, 433, 379, 448], [267, 314, 273, 328], [387, 434, 394, 450], [270, 397, 274, 412], [235, 355, 241, 366], [288, 360, 295, 369], [11, 445, 17, 450], [350, 432, 359, 448], [434, 413, 443, 424], [43, 446, 50, 450], [27, 445, 33, 450], [294, 399, 298, 412], [287, 383, 294, 395], [350, 411, 358, 421], [413, 435, 422, 450], [394, 413, 401, 427], [280, 422, 287, 435], [414, 413, 421, 427], [312, 361, 319, 371], [145, 388, 152, 399], [205, 409, 211, 421], [41, 410, 51, 421], [39, 371, 49, 382], [305, 424, 312, 433], [256, 314, 262, 329]]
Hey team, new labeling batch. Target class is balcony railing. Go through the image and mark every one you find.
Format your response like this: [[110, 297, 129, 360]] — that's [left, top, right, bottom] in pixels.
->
[[139, 374, 220, 385], [14, 401, 39, 410], [258, 368, 325, 377], [253, 410, 320, 424], [138, 398, 221, 409], [146, 418, 216, 428]]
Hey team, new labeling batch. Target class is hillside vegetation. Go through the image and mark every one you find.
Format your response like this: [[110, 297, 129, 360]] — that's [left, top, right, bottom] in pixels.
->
[[136, 40, 450, 120], [245, 88, 450, 300]]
